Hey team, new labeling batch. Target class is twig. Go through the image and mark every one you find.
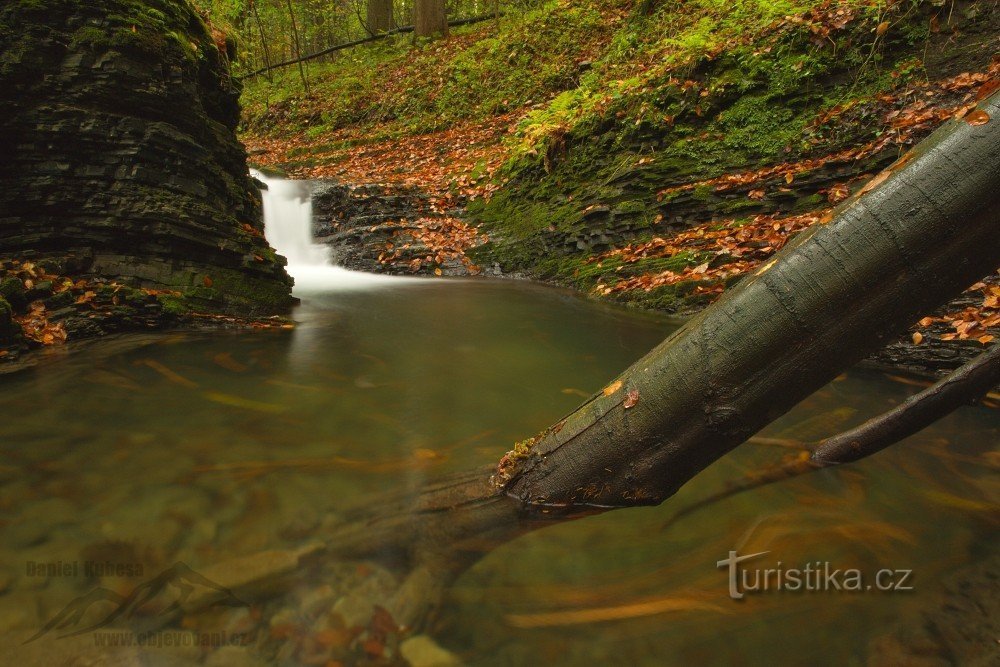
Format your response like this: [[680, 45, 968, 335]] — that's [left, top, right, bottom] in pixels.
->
[[663, 344, 1000, 530]]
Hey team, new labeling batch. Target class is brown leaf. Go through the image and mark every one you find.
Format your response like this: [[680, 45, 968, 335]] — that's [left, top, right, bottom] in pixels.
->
[[203, 275, 213, 287], [875, 21, 889, 36], [623, 389, 640, 409], [964, 109, 991, 126], [976, 78, 1000, 101], [911, 332, 923, 345]]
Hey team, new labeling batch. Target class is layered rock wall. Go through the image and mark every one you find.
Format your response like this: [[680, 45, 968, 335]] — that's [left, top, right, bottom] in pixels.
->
[[0, 0, 293, 320]]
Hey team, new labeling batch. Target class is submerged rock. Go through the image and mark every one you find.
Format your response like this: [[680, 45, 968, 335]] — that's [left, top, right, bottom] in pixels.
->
[[400, 634, 461, 667]]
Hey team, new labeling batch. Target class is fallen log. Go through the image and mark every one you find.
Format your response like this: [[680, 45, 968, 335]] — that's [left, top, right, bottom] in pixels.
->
[[240, 14, 502, 80]]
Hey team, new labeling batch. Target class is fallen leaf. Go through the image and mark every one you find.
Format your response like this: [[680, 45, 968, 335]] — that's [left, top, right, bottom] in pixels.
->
[[964, 109, 991, 126], [203, 275, 213, 287], [875, 21, 889, 36], [911, 332, 923, 344], [603, 380, 623, 396], [624, 389, 640, 409]]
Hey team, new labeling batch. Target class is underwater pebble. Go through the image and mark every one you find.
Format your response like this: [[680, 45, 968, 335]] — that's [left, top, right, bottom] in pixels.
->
[[297, 583, 337, 618], [400, 634, 461, 667]]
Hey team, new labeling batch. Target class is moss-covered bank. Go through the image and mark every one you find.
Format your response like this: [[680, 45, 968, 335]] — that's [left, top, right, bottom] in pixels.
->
[[469, 0, 999, 314]]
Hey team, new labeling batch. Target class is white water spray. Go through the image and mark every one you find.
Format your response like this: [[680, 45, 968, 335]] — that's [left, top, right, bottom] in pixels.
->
[[251, 170, 408, 291]]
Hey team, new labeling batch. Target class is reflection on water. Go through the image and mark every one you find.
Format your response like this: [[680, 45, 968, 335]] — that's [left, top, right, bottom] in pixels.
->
[[0, 278, 996, 664]]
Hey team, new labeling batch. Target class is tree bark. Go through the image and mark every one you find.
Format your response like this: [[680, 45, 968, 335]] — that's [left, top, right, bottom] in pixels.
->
[[414, 0, 448, 39], [284, 0, 310, 93], [325, 92, 1000, 571], [366, 0, 395, 35], [501, 92, 1000, 513]]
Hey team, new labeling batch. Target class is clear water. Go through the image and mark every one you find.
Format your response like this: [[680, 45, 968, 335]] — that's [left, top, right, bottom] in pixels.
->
[[0, 178, 996, 665]]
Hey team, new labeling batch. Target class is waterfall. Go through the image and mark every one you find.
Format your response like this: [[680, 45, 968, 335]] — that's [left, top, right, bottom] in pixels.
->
[[250, 170, 406, 291]]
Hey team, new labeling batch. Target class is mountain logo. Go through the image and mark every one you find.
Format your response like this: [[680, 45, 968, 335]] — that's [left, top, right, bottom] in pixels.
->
[[25, 562, 248, 643]]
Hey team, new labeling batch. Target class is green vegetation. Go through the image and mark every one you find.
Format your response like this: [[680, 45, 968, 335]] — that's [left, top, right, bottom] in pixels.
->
[[240, 0, 622, 137], [235, 0, 996, 313]]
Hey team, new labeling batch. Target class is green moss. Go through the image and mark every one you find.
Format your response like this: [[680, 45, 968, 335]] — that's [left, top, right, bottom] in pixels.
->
[[202, 269, 293, 314], [614, 280, 716, 314], [0, 276, 26, 311], [157, 293, 190, 316]]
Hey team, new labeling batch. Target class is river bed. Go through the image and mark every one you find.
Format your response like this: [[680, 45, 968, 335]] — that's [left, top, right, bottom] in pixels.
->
[[0, 176, 996, 665]]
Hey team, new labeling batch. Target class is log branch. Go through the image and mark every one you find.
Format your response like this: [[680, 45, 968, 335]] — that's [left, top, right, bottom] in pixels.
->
[[663, 343, 1000, 529], [240, 14, 502, 79], [500, 91, 1000, 514]]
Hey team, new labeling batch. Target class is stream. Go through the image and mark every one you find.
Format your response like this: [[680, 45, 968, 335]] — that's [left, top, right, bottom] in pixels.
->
[[0, 174, 996, 665]]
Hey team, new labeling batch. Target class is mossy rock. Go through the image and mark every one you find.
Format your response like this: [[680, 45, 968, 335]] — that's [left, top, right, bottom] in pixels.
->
[[0, 297, 21, 344], [0, 276, 26, 311]]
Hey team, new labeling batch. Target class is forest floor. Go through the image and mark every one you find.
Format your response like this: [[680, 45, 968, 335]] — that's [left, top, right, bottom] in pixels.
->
[[241, 0, 1000, 375]]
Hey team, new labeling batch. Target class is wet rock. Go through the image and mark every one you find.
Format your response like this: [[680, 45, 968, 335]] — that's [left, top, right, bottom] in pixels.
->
[[0, 1, 294, 322], [311, 181, 469, 276], [0, 298, 20, 345], [400, 635, 461, 667], [0, 277, 27, 311], [331, 592, 375, 630], [297, 583, 337, 618]]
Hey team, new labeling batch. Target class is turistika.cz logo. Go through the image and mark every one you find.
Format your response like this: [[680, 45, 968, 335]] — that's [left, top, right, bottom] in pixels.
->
[[717, 550, 914, 600]]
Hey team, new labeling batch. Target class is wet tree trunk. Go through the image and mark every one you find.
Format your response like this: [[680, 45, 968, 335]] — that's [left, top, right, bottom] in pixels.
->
[[502, 97, 1000, 513], [326, 92, 1000, 578], [240, 91, 1000, 638]]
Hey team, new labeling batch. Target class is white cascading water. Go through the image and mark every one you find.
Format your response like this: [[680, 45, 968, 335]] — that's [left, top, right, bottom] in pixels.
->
[[250, 169, 404, 291]]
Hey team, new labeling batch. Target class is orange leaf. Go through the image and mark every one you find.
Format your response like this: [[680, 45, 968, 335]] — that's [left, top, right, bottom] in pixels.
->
[[875, 21, 889, 36], [964, 109, 991, 126], [203, 275, 213, 287], [603, 380, 623, 396], [911, 332, 923, 345]]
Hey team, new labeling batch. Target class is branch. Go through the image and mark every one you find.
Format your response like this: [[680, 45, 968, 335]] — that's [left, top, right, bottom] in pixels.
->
[[239, 14, 502, 80], [811, 342, 1000, 464], [662, 343, 1000, 529]]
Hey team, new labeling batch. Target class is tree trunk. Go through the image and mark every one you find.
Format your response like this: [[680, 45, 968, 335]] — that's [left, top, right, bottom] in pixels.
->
[[326, 91, 1000, 570], [501, 92, 1000, 513], [413, 0, 448, 39], [366, 0, 395, 35], [284, 0, 309, 93]]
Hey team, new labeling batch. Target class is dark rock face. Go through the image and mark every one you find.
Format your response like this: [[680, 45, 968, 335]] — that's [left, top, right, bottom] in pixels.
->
[[0, 0, 293, 316], [311, 182, 469, 276]]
